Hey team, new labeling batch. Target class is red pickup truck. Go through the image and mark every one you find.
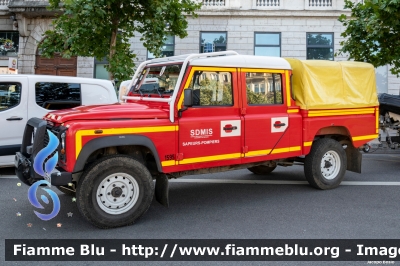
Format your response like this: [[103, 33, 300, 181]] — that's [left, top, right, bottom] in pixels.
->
[[15, 51, 379, 228]]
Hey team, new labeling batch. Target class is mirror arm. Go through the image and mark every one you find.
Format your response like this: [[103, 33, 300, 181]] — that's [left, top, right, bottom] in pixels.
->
[[178, 106, 188, 118]]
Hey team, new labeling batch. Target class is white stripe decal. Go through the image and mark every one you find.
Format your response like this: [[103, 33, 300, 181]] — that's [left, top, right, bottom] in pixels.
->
[[2, 176, 400, 186], [169, 179, 400, 186], [0, 175, 18, 179]]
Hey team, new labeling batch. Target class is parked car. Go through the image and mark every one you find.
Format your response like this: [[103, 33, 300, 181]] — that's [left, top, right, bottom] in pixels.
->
[[0, 75, 118, 167]]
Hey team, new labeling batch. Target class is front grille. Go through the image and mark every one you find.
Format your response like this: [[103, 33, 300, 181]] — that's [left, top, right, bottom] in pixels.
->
[[43, 123, 62, 147], [42, 122, 66, 163]]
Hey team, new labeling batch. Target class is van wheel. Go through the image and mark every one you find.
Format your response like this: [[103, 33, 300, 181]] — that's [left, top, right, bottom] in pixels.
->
[[76, 155, 154, 228], [56, 185, 76, 196], [247, 165, 277, 175], [304, 138, 347, 190]]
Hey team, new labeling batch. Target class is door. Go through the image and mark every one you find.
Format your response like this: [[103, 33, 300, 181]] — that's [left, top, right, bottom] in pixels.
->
[[178, 67, 242, 169], [35, 53, 77, 77], [0, 77, 28, 164], [241, 69, 293, 160]]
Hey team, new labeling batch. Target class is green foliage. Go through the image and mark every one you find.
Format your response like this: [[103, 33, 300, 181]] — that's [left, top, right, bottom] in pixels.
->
[[198, 79, 232, 106], [307, 34, 333, 60], [246, 88, 282, 105], [40, 0, 201, 81], [246, 88, 266, 104], [338, 0, 400, 76]]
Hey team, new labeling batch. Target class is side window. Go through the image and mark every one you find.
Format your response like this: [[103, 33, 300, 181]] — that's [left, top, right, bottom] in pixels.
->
[[0, 83, 21, 111], [189, 71, 233, 106], [35, 82, 81, 110], [246, 72, 283, 105]]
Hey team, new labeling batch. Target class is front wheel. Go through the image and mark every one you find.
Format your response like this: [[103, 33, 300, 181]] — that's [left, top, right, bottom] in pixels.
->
[[76, 155, 154, 228], [304, 138, 347, 190]]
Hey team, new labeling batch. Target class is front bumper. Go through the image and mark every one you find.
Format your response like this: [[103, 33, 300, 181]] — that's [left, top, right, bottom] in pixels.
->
[[15, 152, 72, 186], [14, 117, 72, 186]]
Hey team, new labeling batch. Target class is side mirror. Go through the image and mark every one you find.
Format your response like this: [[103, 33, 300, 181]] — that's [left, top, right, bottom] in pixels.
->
[[183, 88, 193, 107], [178, 88, 193, 118]]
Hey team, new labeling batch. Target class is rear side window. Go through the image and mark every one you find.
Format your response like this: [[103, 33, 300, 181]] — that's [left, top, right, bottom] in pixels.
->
[[189, 71, 233, 106], [245, 72, 283, 105], [0, 83, 21, 111], [35, 82, 81, 110]]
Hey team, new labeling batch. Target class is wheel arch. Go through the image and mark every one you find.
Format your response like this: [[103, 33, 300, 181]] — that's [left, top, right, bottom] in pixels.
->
[[310, 126, 362, 174], [315, 126, 351, 140], [73, 135, 163, 173]]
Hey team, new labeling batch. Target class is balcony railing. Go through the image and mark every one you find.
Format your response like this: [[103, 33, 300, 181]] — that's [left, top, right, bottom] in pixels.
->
[[256, 0, 280, 6], [203, 0, 225, 6], [308, 0, 332, 7], [0, 0, 9, 6]]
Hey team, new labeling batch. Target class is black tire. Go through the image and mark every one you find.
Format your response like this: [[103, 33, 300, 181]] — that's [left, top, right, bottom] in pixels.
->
[[76, 155, 154, 229], [304, 138, 347, 190], [247, 165, 277, 175], [362, 144, 371, 153], [56, 185, 76, 196]]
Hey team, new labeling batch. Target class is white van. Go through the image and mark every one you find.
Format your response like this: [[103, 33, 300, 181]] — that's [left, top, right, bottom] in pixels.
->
[[0, 75, 117, 167]]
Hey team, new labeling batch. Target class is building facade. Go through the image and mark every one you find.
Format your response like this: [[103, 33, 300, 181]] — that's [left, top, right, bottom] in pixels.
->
[[0, 0, 399, 94]]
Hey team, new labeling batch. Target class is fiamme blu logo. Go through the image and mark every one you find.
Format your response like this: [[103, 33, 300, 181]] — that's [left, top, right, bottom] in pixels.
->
[[28, 130, 61, 221]]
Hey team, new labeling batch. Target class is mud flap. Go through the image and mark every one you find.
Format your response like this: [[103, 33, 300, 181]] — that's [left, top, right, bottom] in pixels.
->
[[155, 174, 169, 207], [345, 144, 362, 173]]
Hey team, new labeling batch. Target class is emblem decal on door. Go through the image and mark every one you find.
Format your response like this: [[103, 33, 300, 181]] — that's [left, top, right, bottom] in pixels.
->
[[190, 128, 213, 139], [221, 120, 241, 137], [271, 117, 289, 133]]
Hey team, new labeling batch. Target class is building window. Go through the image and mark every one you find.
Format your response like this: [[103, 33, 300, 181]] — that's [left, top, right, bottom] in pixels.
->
[[0, 32, 19, 57], [94, 58, 110, 80], [254, 32, 281, 57], [147, 35, 175, 59], [245, 72, 283, 105], [200, 32, 227, 53], [306, 33, 334, 60]]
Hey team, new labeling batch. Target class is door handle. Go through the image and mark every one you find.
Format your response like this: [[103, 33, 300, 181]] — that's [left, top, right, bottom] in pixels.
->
[[6, 116, 23, 121], [223, 126, 237, 131], [274, 123, 286, 127]]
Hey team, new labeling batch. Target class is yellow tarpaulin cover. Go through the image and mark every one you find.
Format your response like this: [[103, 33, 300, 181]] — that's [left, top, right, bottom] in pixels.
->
[[284, 58, 379, 110]]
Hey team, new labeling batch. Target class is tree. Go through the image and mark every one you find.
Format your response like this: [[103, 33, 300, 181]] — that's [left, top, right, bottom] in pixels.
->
[[338, 0, 400, 76], [40, 0, 201, 81]]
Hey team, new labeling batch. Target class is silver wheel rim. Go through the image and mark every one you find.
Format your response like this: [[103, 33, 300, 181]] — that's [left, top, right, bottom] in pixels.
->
[[320, 150, 340, 180], [96, 173, 139, 215]]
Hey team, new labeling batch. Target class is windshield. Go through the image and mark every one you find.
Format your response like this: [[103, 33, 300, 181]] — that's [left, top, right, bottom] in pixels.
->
[[128, 64, 182, 97]]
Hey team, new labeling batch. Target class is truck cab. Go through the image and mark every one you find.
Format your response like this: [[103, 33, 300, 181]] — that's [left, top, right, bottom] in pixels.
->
[[15, 51, 379, 228]]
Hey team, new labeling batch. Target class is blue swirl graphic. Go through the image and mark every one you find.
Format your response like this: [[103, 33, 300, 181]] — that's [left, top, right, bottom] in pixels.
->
[[28, 180, 60, 221], [33, 130, 59, 177], [29, 130, 61, 221]]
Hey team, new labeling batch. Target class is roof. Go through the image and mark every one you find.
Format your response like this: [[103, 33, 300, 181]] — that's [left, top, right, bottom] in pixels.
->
[[0, 74, 113, 86], [189, 55, 291, 70]]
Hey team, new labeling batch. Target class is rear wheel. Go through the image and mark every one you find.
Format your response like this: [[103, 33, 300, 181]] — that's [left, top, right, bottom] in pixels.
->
[[76, 155, 154, 228], [247, 165, 277, 175], [304, 138, 347, 190]]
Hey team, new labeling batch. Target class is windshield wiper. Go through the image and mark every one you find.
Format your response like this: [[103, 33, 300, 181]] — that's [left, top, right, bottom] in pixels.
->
[[156, 87, 164, 98], [137, 87, 143, 97]]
